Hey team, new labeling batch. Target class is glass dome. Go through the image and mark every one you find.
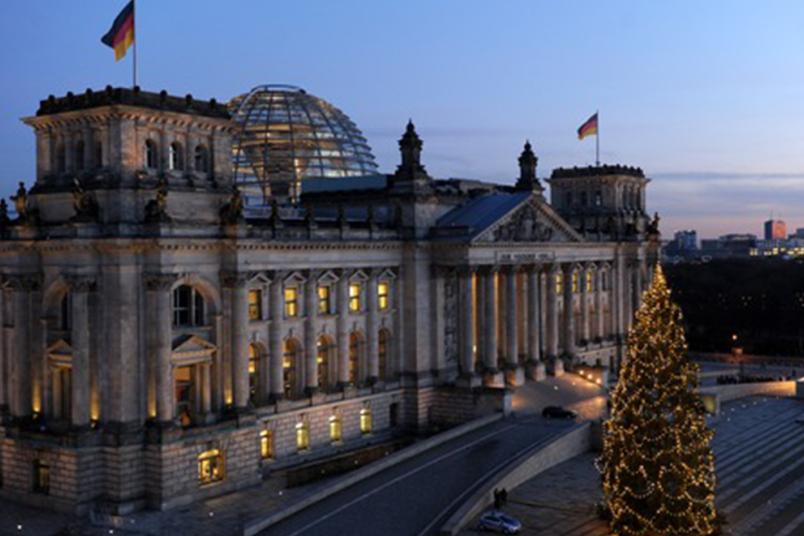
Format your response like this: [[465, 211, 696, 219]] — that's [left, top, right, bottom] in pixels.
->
[[229, 85, 379, 204]]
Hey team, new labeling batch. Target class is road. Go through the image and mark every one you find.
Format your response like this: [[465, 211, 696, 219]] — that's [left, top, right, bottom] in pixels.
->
[[260, 415, 578, 536]]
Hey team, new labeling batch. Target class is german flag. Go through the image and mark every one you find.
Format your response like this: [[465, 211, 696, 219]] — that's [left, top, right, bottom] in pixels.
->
[[577, 112, 598, 140], [101, 1, 135, 61]]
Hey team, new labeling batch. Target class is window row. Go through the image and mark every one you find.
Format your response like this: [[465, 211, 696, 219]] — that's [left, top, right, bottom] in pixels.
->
[[555, 271, 611, 294], [54, 139, 103, 173], [248, 280, 392, 321], [249, 329, 394, 403], [144, 139, 210, 173]]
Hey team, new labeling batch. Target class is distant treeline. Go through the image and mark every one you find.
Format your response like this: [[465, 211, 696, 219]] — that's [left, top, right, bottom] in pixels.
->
[[664, 259, 804, 357]]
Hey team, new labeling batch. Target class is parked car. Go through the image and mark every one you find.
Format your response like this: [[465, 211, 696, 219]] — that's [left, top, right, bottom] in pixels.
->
[[477, 510, 522, 534], [541, 405, 578, 420]]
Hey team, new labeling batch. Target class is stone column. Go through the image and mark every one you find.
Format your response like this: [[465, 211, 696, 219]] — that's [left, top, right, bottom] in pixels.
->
[[482, 267, 498, 371], [526, 265, 545, 381], [633, 261, 644, 314], [366, 270, 380, 383], [562, 264, 576, 361], [503, 266, 523, 386], [595, 265, 605, 339], [68, 277, 93, 427], [268, 274, 284, 400], [146, 274, 175, 423], [481, 267, 503, 387], [429, 266, 446, 379], [0, 287, 5, 413], [304, 272, 319, 394], [459, 267, 475, 378], [224, 272, 250, 409], [9, 277, 33, 417], [545, 264, 566, 376], [336, 272, 350, 387], [580, 264, 590, 345]]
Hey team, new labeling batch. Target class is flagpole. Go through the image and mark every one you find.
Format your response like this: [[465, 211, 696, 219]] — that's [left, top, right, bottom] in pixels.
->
[[132, 0, 137, 88], [595, 109, 600, 166]]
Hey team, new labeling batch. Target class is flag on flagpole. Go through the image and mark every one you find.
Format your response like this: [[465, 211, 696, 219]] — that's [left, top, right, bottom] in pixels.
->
[[577, 112, 598, 140], [101, 1, 135, 61]]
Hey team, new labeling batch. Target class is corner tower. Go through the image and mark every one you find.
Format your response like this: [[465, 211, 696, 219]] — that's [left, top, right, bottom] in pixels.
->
[[548, 165, 650, 240], [21, 86, 234, 226]]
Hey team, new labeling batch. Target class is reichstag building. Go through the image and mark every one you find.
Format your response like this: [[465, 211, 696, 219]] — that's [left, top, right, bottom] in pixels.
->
[[0, 84, 658, 513]]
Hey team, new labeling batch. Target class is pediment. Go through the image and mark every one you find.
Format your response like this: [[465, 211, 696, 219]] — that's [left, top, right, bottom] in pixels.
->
[[172, 334, 216, 365], [47, 339, 73, 367], [474, 198, 582, 244]]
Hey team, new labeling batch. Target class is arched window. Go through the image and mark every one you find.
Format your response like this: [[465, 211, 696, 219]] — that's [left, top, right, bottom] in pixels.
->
[[348, 332, 363, 385], [169, 142, 184, 171], [378, 329, 391, 381], [56, 143, 66, 173], [145, 140, 158, 169], [172, 285, 205, 327], [316, 335, 333, 390], [94, 141, 103, 168], [248, 344, 260, 404], [75, 140, 85, 171], [59, 293, 71, 331], [194, 144, 209, 173], [283, 338, 301, 399]]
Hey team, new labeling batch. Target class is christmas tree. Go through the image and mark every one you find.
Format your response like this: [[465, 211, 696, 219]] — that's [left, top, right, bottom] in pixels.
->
[[598, 265, 718, 535]]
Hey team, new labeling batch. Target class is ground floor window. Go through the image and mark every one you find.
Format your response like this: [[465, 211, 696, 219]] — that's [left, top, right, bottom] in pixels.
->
[[296, 420, 310, 451], [198, 449, 224, 485], [175, 365, 195, 427], [329, 413, 342, 443], [260, 429, 274, 460], [32, 460, 50, 494], [360, 407, 373, 435]]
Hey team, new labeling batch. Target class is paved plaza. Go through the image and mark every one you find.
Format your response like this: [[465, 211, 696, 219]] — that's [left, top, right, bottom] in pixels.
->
[[462, 395, 804, 536]]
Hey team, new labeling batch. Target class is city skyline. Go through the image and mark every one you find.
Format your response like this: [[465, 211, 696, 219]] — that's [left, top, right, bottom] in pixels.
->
[[2, 0, 804, 237]]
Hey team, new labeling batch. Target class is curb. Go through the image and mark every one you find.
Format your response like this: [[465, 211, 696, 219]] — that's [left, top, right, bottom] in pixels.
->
[[241, 412, 503, 536]]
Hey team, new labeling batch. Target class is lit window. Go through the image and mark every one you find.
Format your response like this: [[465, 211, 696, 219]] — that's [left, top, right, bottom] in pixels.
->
[[172, 285, 205, 327], [169, 142, 184, 171], [329, 414, 342, 443], [348, 333, 361, 384], [586, 272, 593, 292], [317, 337, 330, 389], [378, 282, 390, 311], [175, 365, 194, 427], [378, 329, 390, 381], [284, 286, 298, 317], [248, 289, 262, 320], [349, 283, 362, 312], [360, 407, 373, 435], [296, 420, 310, 451], [260, 429, 273, 460], [248, 344, 259, 402], [283, 339, 299, 399], [33, 459, 50, 494], [555, 273, 563, 294], [572, 272, 579, 293], [318, 285, 331, 314], [198, 449, 224, 485]]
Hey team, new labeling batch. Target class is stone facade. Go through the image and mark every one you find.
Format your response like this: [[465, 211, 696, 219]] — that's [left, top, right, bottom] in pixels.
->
[[0, 87, 659, 514]]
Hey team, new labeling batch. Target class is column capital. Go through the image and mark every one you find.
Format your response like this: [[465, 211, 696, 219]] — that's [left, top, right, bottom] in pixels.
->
[[455, 265, 476, 277], [64, 274, 97, 293], [478, 264, 500, 275], [220, 270, 250, 288], [500, 264, 521, 275], [144, 273, 176, 292], [4, 273, 43, 291], [561, 262, 577, 275]]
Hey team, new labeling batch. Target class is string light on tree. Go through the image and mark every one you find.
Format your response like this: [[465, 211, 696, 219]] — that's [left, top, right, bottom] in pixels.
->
[[597, 265, 719, 535]]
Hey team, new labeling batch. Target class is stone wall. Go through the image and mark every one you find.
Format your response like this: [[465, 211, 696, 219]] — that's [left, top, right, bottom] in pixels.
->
[[428, 387, 510, 429]]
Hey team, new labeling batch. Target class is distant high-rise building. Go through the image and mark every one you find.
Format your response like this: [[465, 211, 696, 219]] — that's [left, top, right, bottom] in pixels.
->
[[795, 227, 804, 238], [764, 219, 786, 240], [674, 230, 698, 251]]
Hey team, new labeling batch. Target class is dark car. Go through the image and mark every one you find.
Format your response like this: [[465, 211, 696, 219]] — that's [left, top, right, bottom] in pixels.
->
[[541, 405, 577, 419], [477, 510, 522, 534]]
